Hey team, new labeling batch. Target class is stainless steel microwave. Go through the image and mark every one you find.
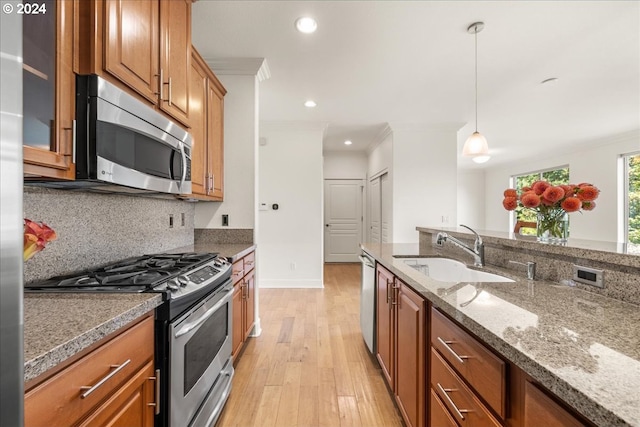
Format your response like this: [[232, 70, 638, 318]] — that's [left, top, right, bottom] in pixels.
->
[[76, 74, 192, 195], [29, 75, 192, 196]]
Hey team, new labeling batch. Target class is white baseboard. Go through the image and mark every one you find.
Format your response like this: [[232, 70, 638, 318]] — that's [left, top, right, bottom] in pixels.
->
[[259, 279, 324, 289]]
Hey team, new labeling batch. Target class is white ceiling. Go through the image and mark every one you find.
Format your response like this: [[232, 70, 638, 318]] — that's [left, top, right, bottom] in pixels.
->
[[191, 1, 640, 169]]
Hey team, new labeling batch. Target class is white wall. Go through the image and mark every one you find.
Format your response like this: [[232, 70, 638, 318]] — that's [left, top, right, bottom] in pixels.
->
[[195, 74, 257, 230], [323, 151, 368, 179], [368, 130, 393, 178], [390, 124, 458, 243], [458, 170, 486, 230], [258, 122, 325, 288], [483, 131, 639, 241]]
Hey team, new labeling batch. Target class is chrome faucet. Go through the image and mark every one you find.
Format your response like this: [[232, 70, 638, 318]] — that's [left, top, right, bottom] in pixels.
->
[[436, 224, 485, 267]]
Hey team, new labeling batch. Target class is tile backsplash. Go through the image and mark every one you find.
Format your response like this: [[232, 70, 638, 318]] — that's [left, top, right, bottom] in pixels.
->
[[23, 187, 195, 284]]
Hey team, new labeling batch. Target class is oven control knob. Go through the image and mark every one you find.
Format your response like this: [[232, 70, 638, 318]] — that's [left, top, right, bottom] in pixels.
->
[[177, 275, 189, 287], [167, 280, 180, 291]]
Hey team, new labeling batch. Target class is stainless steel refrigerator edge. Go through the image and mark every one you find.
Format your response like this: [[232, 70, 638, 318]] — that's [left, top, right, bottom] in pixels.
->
[[0, 7, 24, 427]]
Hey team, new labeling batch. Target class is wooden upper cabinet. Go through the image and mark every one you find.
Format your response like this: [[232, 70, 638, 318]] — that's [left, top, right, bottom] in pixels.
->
[[23, 0, 76, 180], [104, 0, 159, 104], [186, 47, 226, 201], [189, 50, 208, 197], [78, 0, 191, 127], [207, 73, 225, 199], [159, 0, 191, 126]]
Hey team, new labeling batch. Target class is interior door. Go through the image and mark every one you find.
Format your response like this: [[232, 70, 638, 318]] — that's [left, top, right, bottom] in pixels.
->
[[369, 172, 391, 243], [370, 177, 381, 243], [324, 179, 363, 263]]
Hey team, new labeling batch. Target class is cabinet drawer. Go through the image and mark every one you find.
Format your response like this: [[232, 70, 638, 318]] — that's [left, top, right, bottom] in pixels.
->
[[231, 259, 244, 284], [430, 388, 459, 427], [431, 308, 506, 418], [25, 316, 154, 427], [431, 348, 501, 427], [243, 251, 255, 273]]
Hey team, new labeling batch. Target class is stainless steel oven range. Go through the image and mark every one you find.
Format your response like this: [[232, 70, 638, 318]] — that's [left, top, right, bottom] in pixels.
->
[[25, 252, 234, 427]]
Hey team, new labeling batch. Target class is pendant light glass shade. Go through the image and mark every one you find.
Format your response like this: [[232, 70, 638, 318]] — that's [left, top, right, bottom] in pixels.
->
[[463, 22, 490, 162], [463, 131, 489, 157]]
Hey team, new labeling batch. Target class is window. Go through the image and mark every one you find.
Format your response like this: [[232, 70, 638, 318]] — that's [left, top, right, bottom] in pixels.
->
[[623, 152, 640, 254], [511, 167, 570, 235]]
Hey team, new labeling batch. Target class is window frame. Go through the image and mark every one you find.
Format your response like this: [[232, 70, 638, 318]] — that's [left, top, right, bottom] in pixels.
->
[[509, 165, 570, 233], [621, 151, 640, 254]]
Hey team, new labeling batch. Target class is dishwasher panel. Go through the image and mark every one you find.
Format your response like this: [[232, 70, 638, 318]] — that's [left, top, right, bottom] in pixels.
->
[[359, 252, 376, 353]]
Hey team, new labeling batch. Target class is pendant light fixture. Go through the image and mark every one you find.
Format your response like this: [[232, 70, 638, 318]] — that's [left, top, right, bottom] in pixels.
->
[[462, 21, 490, 164]]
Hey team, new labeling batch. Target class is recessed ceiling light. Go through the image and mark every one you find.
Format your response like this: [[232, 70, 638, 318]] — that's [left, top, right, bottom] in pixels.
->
[[295, 17, 317, 34], [304, 100, 317, 108], [344, 140, 353, 146], [541, 77, 559, 85]]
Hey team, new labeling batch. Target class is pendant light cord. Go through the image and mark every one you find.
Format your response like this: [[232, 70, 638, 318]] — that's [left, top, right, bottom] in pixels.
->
[[474, 27, 478, 133]]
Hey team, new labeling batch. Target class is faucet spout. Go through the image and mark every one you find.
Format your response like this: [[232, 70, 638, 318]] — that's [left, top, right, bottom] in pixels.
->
[[436, 225, 485, 267]]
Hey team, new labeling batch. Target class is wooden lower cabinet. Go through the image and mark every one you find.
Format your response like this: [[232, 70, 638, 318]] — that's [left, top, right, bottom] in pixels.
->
[[429, 307, 593, 427], [376, 264, 395, 386], [375, 264, 426, 427], [523, 381, 587, 427], [24, 315, 157, 427], [231, 250, 256, 362], [76, 361, 156, 427]]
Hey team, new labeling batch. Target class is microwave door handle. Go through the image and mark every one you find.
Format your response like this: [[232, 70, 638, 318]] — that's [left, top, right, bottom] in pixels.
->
[[179, 143, 187, 191]]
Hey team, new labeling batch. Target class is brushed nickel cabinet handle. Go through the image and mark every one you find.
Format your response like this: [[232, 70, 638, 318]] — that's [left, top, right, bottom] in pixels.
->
[[168, 77, 172, 106], [148, 369, 161, 415], [436, 382, 472, 420], [157, 69, 164, 99], [80, 359, 131, 399], [437, 337, 470, 364]]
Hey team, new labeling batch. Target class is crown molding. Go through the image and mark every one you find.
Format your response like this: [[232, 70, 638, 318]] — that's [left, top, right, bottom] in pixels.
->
[[205, 58, 271, 82], [365, 123, 393, 154]]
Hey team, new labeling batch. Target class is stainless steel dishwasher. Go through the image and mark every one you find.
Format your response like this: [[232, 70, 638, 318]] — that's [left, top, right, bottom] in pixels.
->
[[359, 251, 376, 353]]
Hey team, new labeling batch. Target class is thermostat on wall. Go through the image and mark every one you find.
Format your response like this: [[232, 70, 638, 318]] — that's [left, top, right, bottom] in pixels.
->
[[572, 265, 604, 288]]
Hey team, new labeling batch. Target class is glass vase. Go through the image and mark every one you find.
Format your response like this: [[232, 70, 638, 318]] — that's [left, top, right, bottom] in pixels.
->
[[536, 210, 569, 243]]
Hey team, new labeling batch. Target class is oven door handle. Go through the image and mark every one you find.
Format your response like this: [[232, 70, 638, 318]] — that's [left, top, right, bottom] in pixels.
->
[[175, 289, 232, 338]]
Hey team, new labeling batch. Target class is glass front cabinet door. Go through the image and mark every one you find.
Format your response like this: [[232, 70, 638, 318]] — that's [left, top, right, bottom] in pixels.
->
[[22, 0, 75, 180]]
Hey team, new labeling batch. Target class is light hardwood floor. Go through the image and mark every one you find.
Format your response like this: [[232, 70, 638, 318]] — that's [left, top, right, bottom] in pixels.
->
[[216, 263, 404, 427]]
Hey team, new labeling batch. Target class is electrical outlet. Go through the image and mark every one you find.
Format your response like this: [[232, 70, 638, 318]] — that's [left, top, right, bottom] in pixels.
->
[[222, 214, 229, 226], [290, 262, 296, 270], [181, 213, 185, 227], [169, 214, 174, 228]]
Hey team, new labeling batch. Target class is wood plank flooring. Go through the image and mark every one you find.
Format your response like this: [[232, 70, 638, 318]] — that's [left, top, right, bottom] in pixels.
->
[[216, 263, 404, 427]]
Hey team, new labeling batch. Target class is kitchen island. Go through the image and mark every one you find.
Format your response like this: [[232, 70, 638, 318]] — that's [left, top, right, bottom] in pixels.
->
[[362, 241, 640, 427]]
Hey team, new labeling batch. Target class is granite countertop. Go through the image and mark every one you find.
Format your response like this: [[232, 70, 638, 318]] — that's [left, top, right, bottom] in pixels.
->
[[167, 242, 256, 262], [24, 293, 162, 384], [362, 242, 640, 427]]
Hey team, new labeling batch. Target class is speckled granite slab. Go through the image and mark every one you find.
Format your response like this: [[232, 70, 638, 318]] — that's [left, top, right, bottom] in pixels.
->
[[23, 187, 195, 284], [194, 228, 254, 244], [362, 242, 640, 427], [417, 226, 640, 305], [168, 242, 256, 262], [24, 293, 162, 384]]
